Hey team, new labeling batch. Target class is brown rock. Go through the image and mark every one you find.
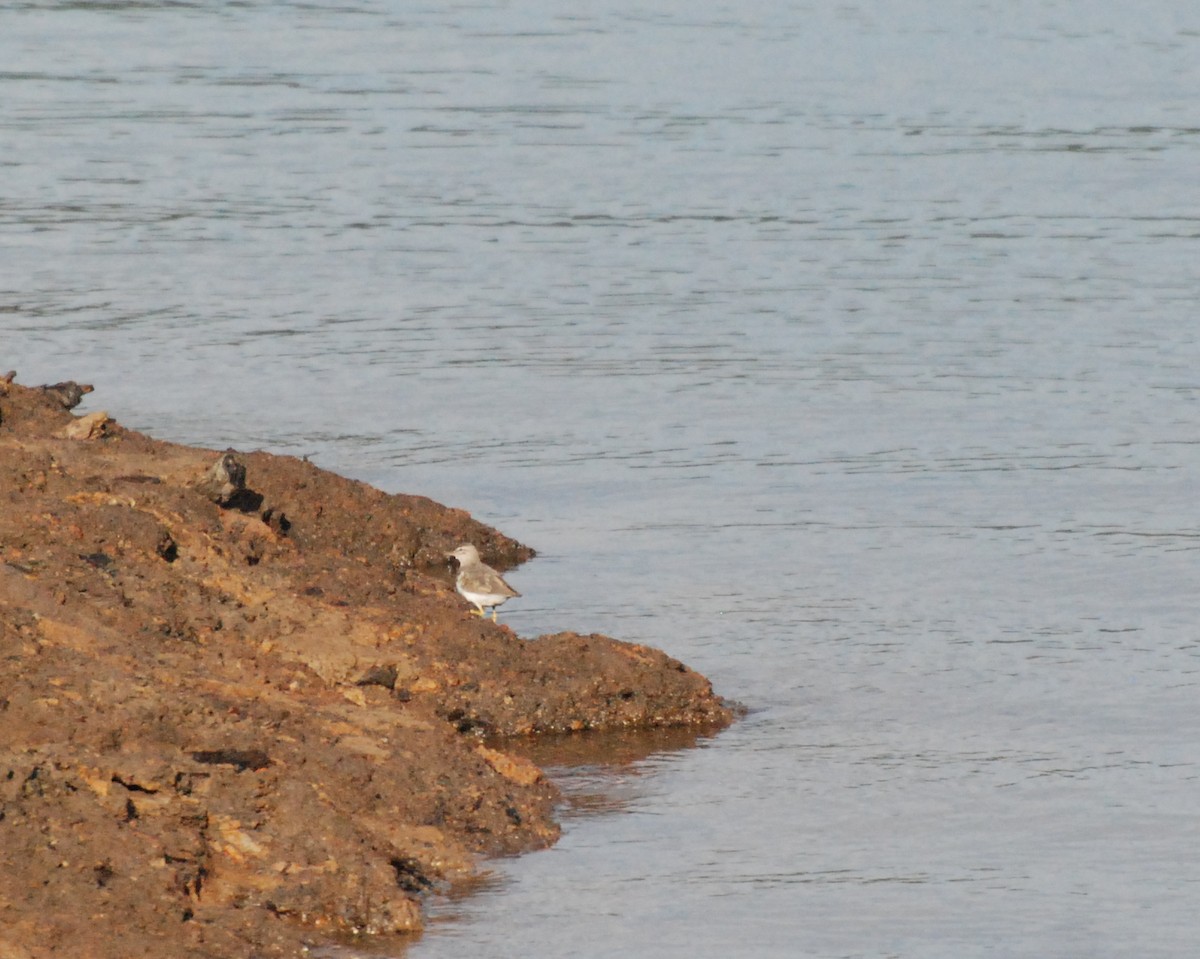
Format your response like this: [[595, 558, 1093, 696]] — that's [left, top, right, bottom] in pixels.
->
[[0, 374, 733, 959], [39, 380, 93, 409], [193, 450, 249, 506], [476, 745, 543, 786], [57, 410, 109, 439]]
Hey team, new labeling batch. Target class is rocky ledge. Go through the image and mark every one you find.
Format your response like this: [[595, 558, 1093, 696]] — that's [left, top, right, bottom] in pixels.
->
[[0, 374, 732, 958]]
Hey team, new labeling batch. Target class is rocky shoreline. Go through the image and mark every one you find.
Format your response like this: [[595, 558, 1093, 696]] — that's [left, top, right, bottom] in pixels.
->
[[0, 375, 732, 958]]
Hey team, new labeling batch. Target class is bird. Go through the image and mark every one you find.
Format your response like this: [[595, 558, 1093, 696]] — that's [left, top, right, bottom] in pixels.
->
[[446, 544, 520, 622]]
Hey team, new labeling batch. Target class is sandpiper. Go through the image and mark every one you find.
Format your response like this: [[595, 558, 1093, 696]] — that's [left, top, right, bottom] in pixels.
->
[[447, 544, 520, 622]]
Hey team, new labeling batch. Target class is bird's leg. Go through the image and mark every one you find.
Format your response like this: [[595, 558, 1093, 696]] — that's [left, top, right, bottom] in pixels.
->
[[490, 609, 499, 623], [470, 608, 484, 617]]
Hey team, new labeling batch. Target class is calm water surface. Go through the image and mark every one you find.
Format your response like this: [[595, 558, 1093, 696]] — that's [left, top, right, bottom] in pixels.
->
[[4, 2, 1200, 957]]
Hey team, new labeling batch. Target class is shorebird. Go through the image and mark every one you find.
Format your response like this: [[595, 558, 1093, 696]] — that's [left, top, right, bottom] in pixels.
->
[[447, 544, 520, 622]]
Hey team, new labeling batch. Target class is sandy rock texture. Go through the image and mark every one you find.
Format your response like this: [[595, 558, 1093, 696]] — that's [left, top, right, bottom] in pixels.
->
[[0, 376, 731, 958]]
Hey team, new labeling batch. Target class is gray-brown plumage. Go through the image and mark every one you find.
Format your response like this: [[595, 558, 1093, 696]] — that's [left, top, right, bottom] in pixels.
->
[[447, 544, 519, 622]]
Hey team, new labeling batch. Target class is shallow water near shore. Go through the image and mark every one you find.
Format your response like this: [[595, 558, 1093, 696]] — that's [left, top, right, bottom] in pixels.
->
[[5, 1, 1200, 956]]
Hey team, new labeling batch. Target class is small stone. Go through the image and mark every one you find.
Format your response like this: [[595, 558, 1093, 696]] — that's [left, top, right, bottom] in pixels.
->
[[40, 380, 94, 409], [475, 744, 543, 786], [59, 410, 110, 440], [155, 530, 178, 563], [356, 664, 399, 690], [190, 748, 271, 772], [195, 451, 247, 506]]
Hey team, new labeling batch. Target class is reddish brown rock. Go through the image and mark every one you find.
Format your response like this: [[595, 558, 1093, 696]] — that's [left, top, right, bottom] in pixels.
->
[[0, 376, 732, 958]]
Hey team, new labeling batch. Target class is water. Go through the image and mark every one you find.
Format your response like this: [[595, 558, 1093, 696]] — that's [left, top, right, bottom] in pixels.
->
[[4, 2, 1200, 956]]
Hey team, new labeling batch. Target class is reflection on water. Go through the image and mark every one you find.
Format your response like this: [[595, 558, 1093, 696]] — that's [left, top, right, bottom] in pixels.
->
[[421, 726, 725, 939], [5, 1, 1200, 957], [497, 725, 726, 818]]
